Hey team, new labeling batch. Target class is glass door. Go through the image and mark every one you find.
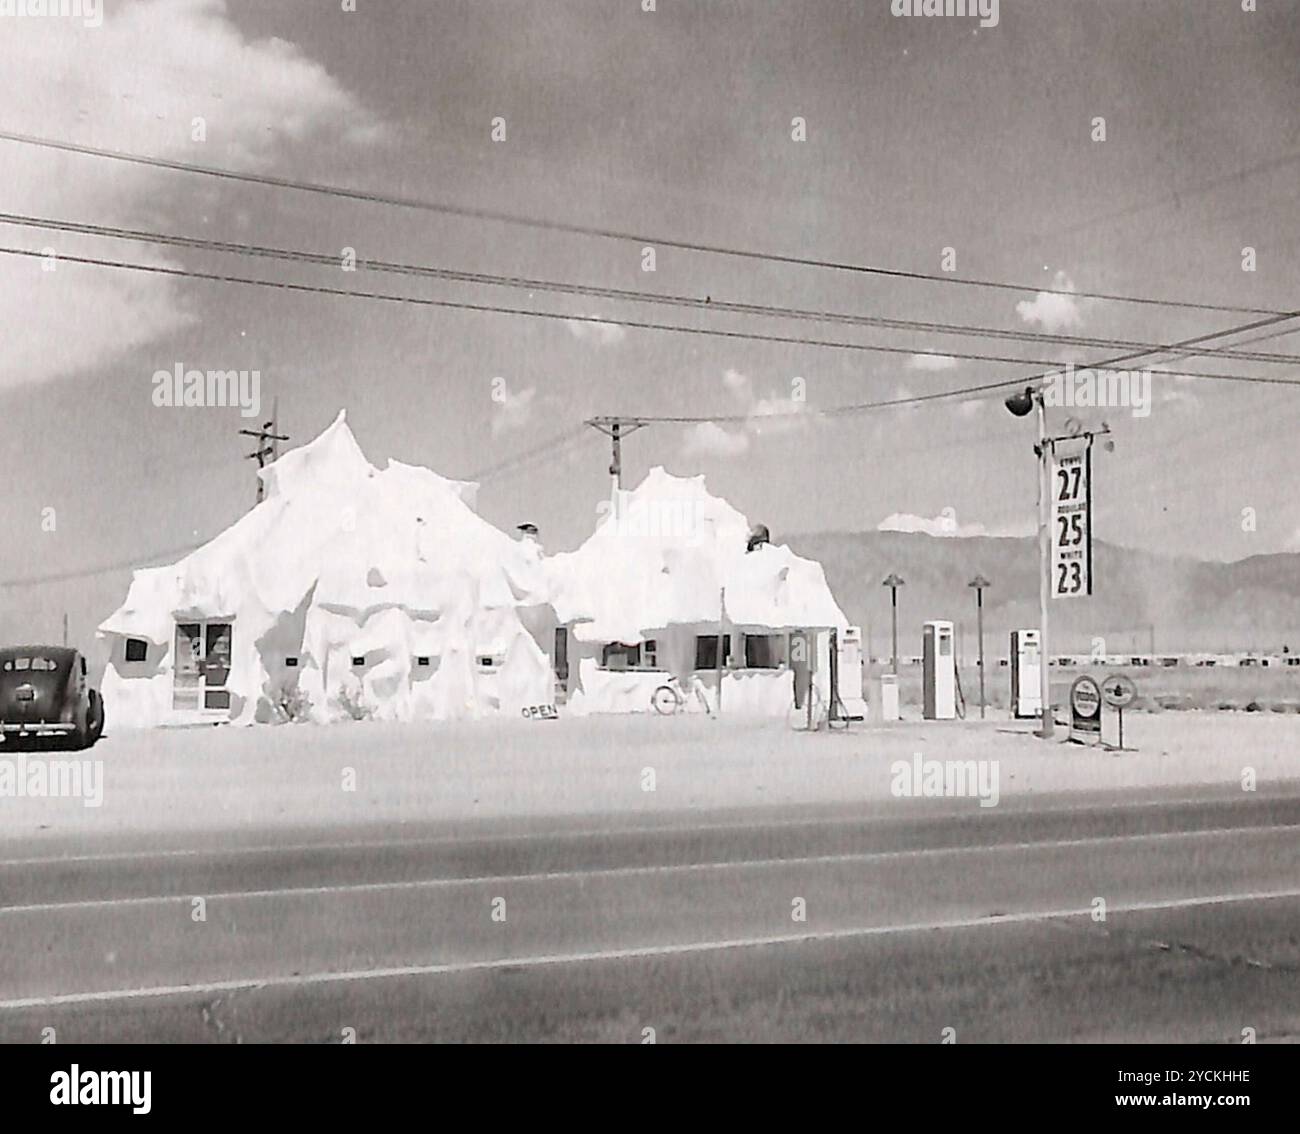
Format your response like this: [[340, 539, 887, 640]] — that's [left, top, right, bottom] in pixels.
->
[[173, 623, 203, 711], [203, 623, 232, 710], [172, 621, 233, 712]]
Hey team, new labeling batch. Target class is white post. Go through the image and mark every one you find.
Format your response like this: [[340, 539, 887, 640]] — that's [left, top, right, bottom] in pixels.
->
[[1037, 396, 1054, 739]]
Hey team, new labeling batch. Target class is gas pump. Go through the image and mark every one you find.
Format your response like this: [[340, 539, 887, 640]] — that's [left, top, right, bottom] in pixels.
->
[[835, 626, 868, 721], [922, 620, 956, 720], [1010, 629, 1042, 719]]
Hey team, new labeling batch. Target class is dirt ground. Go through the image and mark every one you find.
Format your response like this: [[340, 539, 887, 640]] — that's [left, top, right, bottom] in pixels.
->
[[1, 709, 1296, 844]]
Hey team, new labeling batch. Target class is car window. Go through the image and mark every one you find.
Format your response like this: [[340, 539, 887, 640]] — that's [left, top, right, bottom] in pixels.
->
[[2, 657, 57, 672]]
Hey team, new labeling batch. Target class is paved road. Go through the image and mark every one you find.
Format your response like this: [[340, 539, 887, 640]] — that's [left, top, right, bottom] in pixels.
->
[[1, 786, 1298, 1042]]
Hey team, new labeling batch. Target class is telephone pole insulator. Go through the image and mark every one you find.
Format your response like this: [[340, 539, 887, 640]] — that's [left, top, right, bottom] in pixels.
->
[[585, 416, 650, 491], [239, 400, 289, 505]]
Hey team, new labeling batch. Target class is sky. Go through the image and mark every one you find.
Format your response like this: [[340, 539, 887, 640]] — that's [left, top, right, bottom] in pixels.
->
[[1, 0, 1299, 646]]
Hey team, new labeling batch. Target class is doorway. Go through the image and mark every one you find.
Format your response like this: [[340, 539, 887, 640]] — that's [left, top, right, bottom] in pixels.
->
[[173, 621, 233, 712]]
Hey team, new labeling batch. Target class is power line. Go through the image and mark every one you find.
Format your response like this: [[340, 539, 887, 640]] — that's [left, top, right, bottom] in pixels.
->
[[0, 543, 206, 588], [0, 429, 595, 588], [5, 244, 1299, 390], [6, 313, 1297, 589], [0, 129, 1285, 318], [8, 212, 1300, 366], [588, 308, 1300, 425], [466, 423, 592, 483]]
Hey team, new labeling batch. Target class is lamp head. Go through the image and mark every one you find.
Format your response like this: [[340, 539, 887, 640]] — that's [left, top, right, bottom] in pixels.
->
[[1004, 387, 1036, 417]]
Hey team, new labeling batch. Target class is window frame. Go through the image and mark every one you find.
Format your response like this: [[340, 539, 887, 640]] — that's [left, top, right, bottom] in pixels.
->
[[598, 640, 663, 672]]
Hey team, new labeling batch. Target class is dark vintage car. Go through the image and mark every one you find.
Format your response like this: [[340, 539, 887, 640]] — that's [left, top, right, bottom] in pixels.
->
[[0, 646, 105, 749]]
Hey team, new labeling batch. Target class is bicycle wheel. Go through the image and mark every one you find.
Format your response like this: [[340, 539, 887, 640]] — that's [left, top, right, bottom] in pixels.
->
[[651, 684, 682, 715]]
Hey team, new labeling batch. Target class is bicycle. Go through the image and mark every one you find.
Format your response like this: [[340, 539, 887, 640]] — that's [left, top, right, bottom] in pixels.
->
[[651, 673, 713, 716]]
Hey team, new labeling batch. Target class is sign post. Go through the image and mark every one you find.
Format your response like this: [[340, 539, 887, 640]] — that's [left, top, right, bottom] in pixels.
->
[[1101, 674, 1137, 750]]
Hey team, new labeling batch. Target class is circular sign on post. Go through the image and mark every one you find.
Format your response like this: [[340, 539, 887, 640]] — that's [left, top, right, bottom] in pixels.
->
[[1102, 674, 1137, 708], [1070, 675, 1102, 736]]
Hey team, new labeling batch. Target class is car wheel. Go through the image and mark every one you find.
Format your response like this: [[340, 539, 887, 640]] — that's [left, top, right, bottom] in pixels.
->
[[85, 690, 105, 747]]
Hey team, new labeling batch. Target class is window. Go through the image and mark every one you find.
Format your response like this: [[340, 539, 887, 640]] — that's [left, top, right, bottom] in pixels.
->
[[125, 638, 148, 663], [416, 656, 431, 668], [285, 656, 299, 668], [694, 635, 731, 671], [599, 642, 661, 671], [744, 634, 785, 669], [351, 655, 366, 667]]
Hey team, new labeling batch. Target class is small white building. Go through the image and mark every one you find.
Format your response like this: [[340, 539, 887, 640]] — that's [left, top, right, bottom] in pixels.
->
[[547, 467, 853, 717], [98, 412, 554, 726]]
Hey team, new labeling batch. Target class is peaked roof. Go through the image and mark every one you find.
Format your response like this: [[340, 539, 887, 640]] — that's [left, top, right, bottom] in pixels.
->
[[549, 467, 847, 642], [100, 411, 547, 642]]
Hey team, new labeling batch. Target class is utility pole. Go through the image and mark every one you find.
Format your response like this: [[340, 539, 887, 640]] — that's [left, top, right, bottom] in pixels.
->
[[239, 399, 288, 506], [716, 587, 726, 716], [585, 416, 650, 491], [968, 574, 990, 720]]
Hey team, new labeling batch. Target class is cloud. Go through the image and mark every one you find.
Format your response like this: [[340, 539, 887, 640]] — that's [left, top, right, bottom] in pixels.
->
[[748, 395, 812, 437], [490, 385, 536, 436], [878, 511, 1036, 539], [722, 367, 753, 401], [682, 421, 750, 457], [679, 369, 813, 457], [1015, 271, 1085, 333], [564, 318, 627, 345], [0, 0, 385, 392], [906, 353, 959, 371]]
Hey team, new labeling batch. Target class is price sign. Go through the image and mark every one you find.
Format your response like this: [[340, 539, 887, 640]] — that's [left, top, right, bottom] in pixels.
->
[[1051, 447, 1092, 598]]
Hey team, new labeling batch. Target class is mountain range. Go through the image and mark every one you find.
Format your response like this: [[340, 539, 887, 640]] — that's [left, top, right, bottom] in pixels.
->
[[785, 531, 1300, 659]]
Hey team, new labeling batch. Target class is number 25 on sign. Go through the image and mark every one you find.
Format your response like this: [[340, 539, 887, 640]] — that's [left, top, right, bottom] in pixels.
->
[[1051, 447, 1092, 598]]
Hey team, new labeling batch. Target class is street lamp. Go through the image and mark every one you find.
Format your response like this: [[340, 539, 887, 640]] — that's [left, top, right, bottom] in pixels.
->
[[882, 573, 905, 676], [967, 574, 991, 719], [1004, 385, 1053, 739]]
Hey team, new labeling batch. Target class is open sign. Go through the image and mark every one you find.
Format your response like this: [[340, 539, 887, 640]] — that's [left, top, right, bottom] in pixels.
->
[[521, 704, 558, 721]]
